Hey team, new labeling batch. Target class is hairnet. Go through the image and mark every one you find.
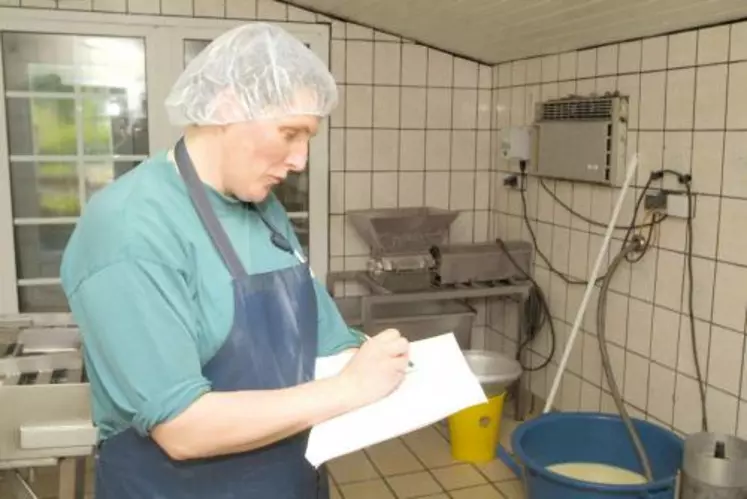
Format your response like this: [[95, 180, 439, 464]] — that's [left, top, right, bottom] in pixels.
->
[[164, 22, 338, 126]]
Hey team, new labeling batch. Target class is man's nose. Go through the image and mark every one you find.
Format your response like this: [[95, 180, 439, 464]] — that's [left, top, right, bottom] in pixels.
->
[[286, 153, 308, 172]]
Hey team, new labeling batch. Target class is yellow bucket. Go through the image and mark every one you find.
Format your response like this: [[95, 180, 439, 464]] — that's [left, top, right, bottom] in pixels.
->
[[447, 391, 507, 463]]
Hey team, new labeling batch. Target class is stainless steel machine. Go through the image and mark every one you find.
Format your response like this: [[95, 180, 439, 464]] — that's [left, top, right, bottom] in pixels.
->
[[0, 314, 95, 499], [346, 207, 533, 294], [327, 207, 535, 418]]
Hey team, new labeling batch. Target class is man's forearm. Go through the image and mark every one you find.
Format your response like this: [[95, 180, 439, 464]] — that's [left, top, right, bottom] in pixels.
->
[[151, 375, 358, 461]]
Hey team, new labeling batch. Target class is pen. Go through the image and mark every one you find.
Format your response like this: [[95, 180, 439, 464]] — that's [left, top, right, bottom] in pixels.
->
[[358, 331, 415, 369]]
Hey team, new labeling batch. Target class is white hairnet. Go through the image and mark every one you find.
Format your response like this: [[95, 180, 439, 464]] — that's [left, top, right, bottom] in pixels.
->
[[165, 22, 338, 126]]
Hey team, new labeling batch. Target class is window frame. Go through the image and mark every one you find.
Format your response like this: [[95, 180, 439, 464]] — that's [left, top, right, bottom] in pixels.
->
[[0, 7, 331, 314]]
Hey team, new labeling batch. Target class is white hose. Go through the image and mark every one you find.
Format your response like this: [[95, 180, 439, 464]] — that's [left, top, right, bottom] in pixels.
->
[[543, 154, 640, 413]]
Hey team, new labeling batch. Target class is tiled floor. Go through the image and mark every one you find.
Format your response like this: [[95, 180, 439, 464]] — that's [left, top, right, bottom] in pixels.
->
[[327, 419, 525, 499], [4, 418, 525, 499]]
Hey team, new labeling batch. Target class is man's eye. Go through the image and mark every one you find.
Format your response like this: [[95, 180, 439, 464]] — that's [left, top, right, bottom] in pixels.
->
[[284, 131, 298, 141]]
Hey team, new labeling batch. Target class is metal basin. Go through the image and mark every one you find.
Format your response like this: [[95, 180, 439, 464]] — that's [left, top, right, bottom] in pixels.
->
[[462, 350, 522, 397]]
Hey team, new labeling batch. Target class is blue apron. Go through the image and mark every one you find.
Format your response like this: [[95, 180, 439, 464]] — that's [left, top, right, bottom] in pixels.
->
[[93, 137, 330, 499]]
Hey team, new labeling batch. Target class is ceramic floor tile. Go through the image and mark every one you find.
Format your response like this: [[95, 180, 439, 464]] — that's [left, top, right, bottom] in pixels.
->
[[328, 451, 380, 484], [434, 420, 450, 439], [494, 480, 525, 499], [449, 484, 504, 499], [416, 495, 449, 499], [339, 479, 396, 499], [331, 482, 344, 499], [499, 421, 519, 453], [367, 438, 424, 476], [475, 459, 519, 482], [386, 471, 443, 498], [431, 463, 487, 490], [401, 426, 456, 468]]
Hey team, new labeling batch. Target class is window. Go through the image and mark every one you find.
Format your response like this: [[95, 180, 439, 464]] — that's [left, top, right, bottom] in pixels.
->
[[0, 11, 331, 315], [1, 31, 148, 313]]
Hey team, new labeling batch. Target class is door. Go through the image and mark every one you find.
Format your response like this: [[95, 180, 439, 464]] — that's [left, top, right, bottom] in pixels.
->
[[0, 11, 331, 315]]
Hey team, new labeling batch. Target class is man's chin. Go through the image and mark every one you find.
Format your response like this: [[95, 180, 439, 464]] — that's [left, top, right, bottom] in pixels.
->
[[235, 187, 272, 204]]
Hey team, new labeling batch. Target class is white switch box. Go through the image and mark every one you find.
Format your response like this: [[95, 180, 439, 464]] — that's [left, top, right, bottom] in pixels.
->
[[501, 127, 532, 161]]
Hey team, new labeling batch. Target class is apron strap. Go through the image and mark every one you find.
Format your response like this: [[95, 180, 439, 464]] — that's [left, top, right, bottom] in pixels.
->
[[174, 136, 247, 280]]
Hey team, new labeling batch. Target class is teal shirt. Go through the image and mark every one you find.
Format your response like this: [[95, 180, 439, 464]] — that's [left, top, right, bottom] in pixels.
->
[[60, 151, 361, 441]]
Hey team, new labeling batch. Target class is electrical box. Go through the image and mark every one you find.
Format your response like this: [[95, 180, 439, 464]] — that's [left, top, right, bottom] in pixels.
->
[[500, 126, 532, 161], [529, 94, 629, 186]]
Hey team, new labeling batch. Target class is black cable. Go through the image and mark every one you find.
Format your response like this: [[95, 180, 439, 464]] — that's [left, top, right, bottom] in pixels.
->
[[504, 164, 667, 378], [496, 238, 555, 372], [645, 170, 706, 431], [517, 165, 663, 286], [621, 175, 660, 264], [517, 171, 599, 285], [539, 179, 667, 231], [507, 162, 704, 447], [683, 179, 708, 432], [502, 164, 657, 373]]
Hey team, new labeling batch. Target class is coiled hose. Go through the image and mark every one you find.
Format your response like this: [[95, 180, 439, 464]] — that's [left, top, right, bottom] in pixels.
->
[[597, 240, 654, 482]]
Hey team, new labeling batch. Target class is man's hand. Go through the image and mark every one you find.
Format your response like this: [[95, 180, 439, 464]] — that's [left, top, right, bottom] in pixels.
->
[[336, 329, 409, 408]]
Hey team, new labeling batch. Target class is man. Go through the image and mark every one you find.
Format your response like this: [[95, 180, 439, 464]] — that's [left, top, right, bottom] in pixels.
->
[[61, 22, 410, 498]]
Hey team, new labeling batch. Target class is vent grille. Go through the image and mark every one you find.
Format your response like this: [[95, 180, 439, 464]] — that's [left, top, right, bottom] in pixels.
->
[[541, 97, 614, 121]]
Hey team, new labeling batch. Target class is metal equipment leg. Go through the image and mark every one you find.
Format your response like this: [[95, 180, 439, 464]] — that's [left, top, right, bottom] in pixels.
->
[[3, 470, 37, 499], [316, 464, 330, 499], [74, 457, 87, 499], [58, 458, 78, 499], [513, 295, 531, 421]]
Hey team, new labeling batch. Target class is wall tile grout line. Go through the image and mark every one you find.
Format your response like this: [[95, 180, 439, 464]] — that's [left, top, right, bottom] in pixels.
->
[[369, 36, 375, 216], [446, 53, 455, 234], [417, 48, 430, 212], [714, 24, 741, 436], [339, 36, 347, 289], [395, 34, 403, 206], [673, 25, 702, 431], [493, 56, 747, 90], [641, 34, 671, 424]]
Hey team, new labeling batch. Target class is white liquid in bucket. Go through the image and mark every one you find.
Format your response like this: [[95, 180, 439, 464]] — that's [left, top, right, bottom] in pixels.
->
[[546, 462, 648, 485]]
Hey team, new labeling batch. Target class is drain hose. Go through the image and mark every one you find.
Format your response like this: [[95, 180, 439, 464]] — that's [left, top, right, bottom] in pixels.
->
[[597, 242, 654, 482]]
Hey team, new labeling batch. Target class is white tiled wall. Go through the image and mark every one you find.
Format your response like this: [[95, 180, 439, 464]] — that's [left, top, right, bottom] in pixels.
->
[[489, 19, 747, 438], [326, 18, 494, 333], [328, 32, 494, 293]]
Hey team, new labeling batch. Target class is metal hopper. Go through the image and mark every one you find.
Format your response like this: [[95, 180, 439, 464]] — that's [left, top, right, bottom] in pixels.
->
[[347, 207, 459, 256]]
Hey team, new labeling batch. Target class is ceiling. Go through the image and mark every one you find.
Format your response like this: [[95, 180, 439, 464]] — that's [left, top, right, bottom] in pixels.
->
[[284, 0, 747, 64]]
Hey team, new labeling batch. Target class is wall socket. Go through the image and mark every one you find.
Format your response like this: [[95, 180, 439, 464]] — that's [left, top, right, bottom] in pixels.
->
[[644, 190, 696, 219]]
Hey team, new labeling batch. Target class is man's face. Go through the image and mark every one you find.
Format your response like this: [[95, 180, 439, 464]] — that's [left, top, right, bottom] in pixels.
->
[[219, 114, 320, 202]]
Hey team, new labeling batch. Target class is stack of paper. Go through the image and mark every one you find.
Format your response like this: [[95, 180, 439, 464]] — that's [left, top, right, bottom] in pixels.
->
[[305, 333, 487, 467]]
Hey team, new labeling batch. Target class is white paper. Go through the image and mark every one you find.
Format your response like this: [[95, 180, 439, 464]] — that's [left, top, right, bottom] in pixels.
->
[[305, 333, 487, 467]]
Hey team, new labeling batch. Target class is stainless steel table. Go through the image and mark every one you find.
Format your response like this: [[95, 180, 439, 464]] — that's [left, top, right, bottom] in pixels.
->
[[0, 314, 96, 499]]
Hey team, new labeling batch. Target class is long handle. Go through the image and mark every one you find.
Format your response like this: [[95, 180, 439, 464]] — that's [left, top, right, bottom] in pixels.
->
[[543, 154, 640, 413]]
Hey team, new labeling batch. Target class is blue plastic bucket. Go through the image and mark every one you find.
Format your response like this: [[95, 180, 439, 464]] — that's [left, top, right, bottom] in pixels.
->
[[498, 412, 683, 499]]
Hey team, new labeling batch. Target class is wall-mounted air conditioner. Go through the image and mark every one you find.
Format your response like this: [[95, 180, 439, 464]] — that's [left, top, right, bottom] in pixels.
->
[[529, 94, 629, 187]]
